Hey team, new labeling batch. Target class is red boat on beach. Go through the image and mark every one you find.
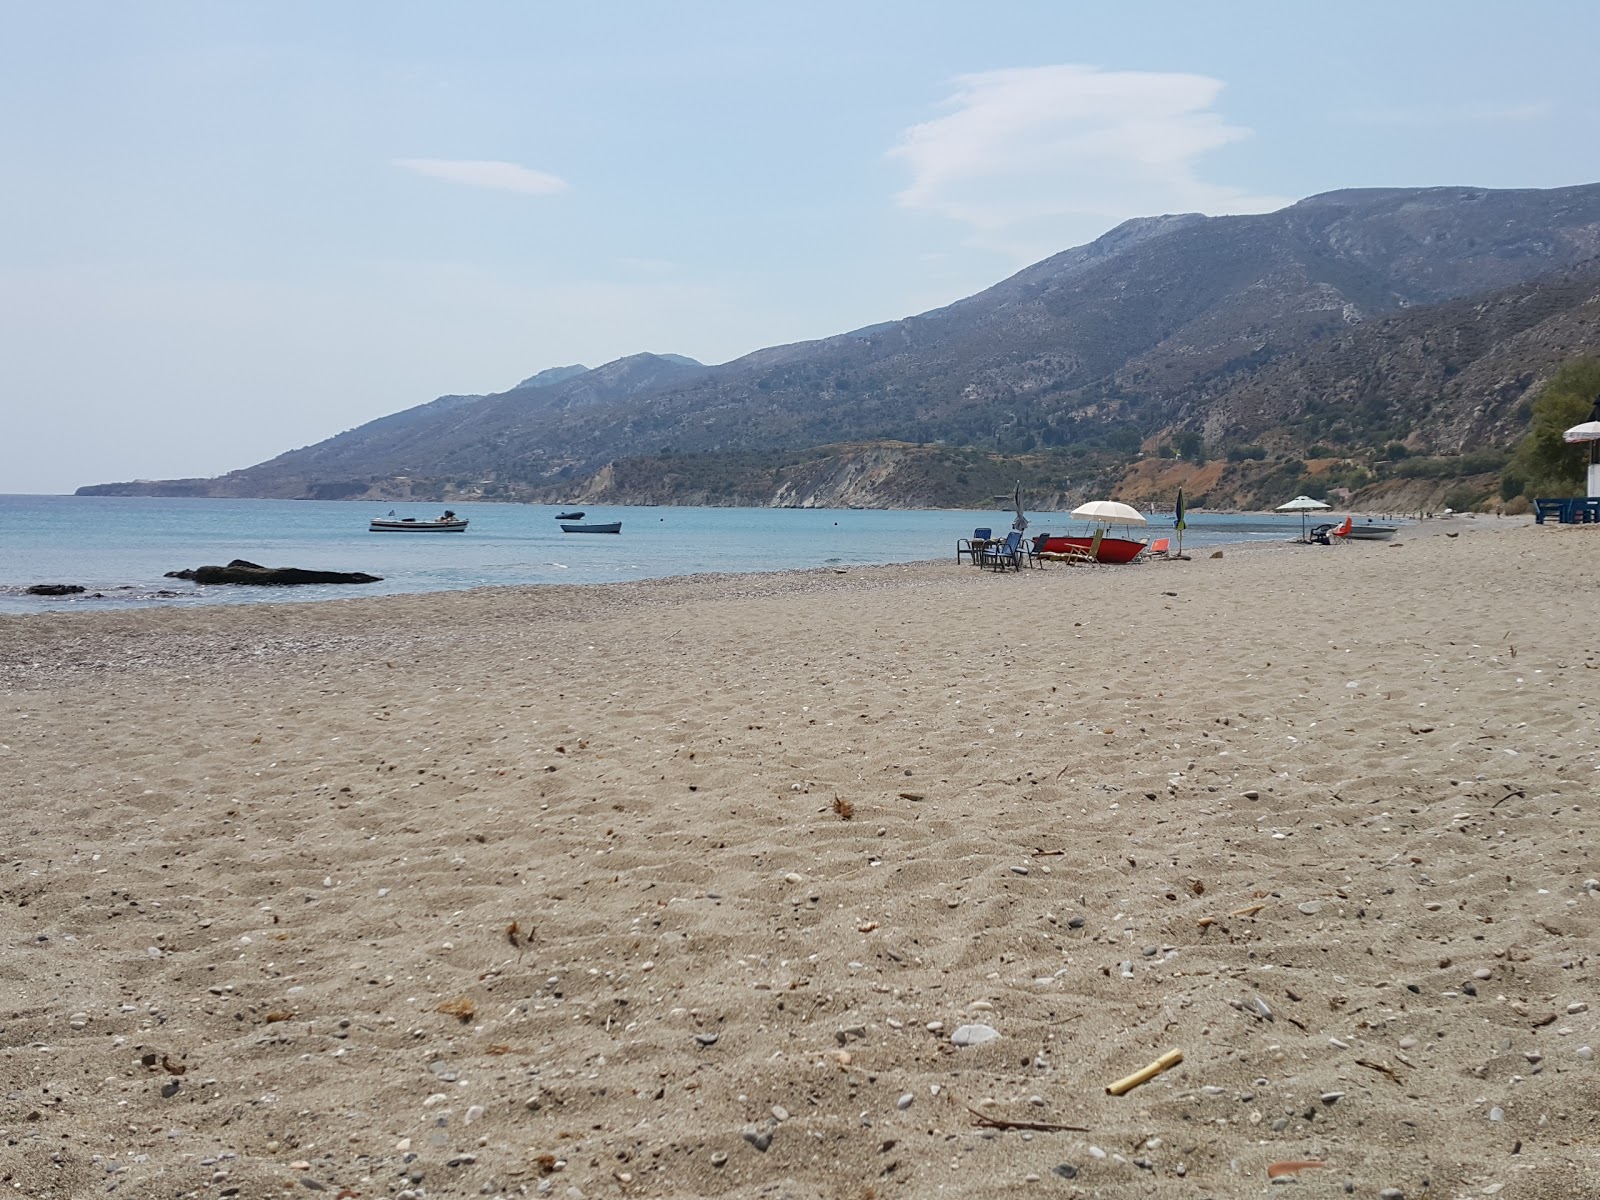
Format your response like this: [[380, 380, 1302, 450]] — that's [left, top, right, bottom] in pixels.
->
[[1031, 533, 1148, 563], [1031, 499, 1151, 563]]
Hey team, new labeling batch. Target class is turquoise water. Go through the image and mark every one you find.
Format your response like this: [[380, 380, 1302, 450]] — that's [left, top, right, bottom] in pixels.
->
[[0, 496, 1310, 613]]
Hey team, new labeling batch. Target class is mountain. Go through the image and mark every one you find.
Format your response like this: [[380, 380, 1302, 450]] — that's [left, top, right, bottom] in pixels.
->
[[79, 184, 1600, 508]]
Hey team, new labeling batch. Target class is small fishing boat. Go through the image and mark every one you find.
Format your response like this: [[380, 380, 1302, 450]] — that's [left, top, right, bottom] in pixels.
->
[[1031, 533, 1148, 563], [560, 521, 622, 534], [1032, 500, 1149, 563], [555, 510, 586, 520], [369, 509, 468, 533], [1342, 521, 1399, 541]]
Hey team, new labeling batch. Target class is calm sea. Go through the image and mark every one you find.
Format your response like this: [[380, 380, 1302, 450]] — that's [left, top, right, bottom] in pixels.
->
[[0, 495, 1310, 614]]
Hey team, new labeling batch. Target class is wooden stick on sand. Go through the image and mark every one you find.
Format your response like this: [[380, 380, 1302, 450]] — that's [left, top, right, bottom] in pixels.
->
[[1105, 1048, 1184, 1096]]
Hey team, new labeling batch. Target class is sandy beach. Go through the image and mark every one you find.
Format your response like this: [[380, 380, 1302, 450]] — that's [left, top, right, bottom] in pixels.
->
[[3, 517, 1597, 1200]]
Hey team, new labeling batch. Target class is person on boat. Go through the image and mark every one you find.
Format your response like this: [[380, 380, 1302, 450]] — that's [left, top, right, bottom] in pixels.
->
[[442, 510, 456, 521]]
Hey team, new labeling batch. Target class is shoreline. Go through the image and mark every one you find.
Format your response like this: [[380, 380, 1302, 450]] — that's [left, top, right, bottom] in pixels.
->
[[1, 510, 1521, 621]]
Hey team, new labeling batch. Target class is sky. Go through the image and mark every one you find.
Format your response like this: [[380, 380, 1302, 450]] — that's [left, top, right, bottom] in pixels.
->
[[3, 1, 1597, 494]]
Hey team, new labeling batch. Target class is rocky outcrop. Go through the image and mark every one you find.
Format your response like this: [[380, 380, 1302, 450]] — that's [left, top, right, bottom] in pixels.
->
[[164, 560, 382, 586], [26, 583, 86, 596]]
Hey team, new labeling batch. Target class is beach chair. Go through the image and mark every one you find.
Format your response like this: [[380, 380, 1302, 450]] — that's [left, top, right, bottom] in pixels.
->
[[979, 530, 1025, 571], [1039, 528, 1104, 567], [957, 527, 993, 564], [1148, 537, 1170, 559]]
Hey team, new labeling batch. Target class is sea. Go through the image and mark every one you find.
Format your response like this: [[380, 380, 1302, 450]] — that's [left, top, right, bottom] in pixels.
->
[[0, 495, 1313, 615]]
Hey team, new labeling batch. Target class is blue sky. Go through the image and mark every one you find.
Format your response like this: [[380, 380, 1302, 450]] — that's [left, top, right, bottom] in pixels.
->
[[4, 0, 1596, 493]]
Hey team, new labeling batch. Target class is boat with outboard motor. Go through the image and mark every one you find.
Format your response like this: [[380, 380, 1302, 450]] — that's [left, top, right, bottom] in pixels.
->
[[369, 509, 469, 533]]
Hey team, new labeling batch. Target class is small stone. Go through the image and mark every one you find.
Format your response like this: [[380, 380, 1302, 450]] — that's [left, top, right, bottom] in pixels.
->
[[1010, 865, 1029, 876], [1576, 1045, 1594, 1061], [1087, 1146, 1106, 1159], [771, 1105, 789, 1122], [395, 1138, 411, 1152], [1320, 1091, 1345, 1105], [1524, 1051, 1543, 1064], [1567, 1002, 1588, 1014], [1052, 1164, 1079, 1178], [290, 1162, 312, 1172], [896, 1093, 913, 1110], [464, 1104, 486, 1124], [1380, 1190, 1405, 1200], [1243, 789, 1259, 800], [1488, 1106, 1504, 1122], [784, 873, 803, 884], [1024, 1173, 1041, 1183], [1298, 900, 1322, 916], [160, 1080, 180, 1098], [1329, 1037, 1351, 1049], [694, 1032, 720, 1047], [1474, 968, 1492, 979], [1398, 1037, 1418, 1050], [710, 1151, 728, 1167], [950, 1024, 1000, 1047]]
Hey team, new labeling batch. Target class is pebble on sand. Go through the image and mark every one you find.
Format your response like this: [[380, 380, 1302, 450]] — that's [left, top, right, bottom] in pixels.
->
[[950, 1024, 1000, 1047]]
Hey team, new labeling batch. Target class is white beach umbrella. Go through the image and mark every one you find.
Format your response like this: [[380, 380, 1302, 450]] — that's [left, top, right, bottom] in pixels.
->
[[1276, 494, 1332, 540], [1070, 500, 1148, 526], [1562, 420, 1600, 443], [1565, 418, 1600, 497]]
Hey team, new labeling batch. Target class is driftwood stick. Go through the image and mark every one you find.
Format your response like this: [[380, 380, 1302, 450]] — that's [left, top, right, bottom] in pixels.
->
[[1105, 1048, 1184, 1096], [965, 1104, 1088, 1133]]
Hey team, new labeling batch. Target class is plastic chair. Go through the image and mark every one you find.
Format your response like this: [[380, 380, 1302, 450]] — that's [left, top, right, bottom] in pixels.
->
[[979, 530, 1025, 571]]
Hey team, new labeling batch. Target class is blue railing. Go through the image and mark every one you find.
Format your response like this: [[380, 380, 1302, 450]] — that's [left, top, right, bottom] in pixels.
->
[[1534, 497, 1600, 524]]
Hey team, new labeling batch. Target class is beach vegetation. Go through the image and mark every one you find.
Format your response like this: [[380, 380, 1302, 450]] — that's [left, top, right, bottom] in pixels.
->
[[1507, 357, 1600, 497], [1442, 483, 1489, 511]]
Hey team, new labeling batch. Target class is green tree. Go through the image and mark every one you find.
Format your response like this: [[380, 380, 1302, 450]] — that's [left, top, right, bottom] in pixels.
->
[[1508, 357, 1600, 496], [1173, 429, 1206, 463]]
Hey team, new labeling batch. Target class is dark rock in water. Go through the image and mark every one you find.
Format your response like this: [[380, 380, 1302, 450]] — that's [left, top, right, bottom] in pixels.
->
[[27, 584, 85, 596], [164, 559, 381, 586]]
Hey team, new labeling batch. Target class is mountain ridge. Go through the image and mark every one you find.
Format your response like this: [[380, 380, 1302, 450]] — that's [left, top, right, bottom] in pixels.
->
[[79, 183, 1600, 509]]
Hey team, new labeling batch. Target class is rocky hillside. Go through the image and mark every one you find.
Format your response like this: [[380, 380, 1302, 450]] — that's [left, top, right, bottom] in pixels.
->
[[79, 183, 1600, 508]]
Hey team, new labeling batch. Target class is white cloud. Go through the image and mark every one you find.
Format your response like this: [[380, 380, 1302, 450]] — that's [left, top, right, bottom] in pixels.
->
[[393, 158, 569, 195], [890, 64, 1290, 260]]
